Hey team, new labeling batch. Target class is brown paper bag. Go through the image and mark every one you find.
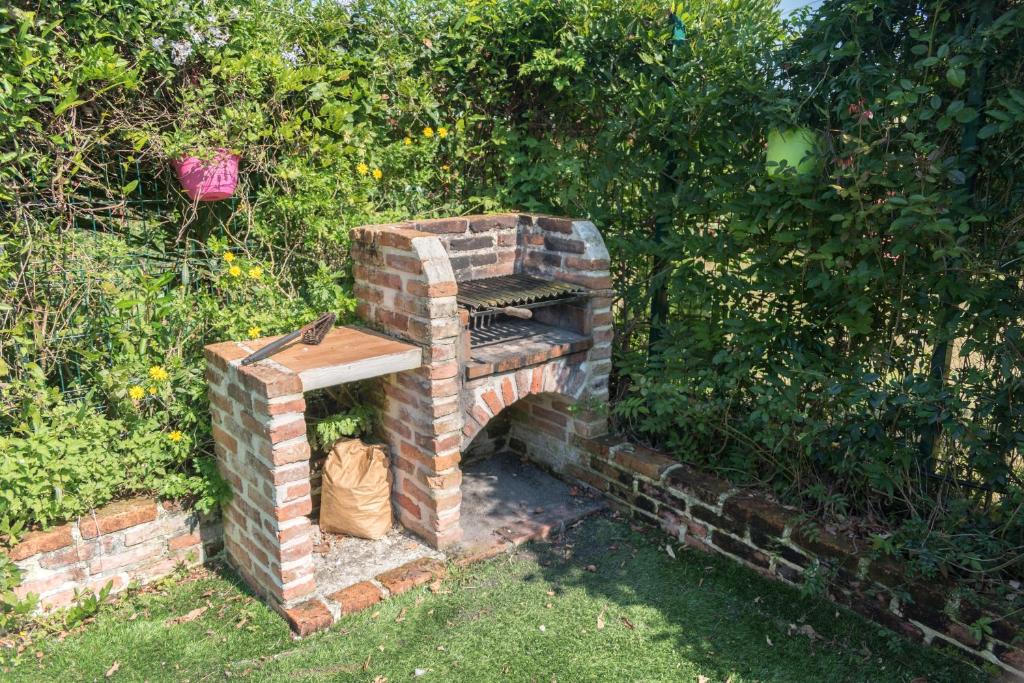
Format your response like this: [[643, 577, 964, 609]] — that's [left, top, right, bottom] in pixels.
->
[[320, 438, 393, 540]]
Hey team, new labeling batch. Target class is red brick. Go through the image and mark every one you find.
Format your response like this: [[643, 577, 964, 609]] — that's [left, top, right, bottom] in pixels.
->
[[280, 538, 314, 563], [79, 498, 158, 539], [385, 252, 423, 274], [259, 395, 306, 416], [375, 558, 446, 595], [204, 341, 248, 371], [395, 492, 421, 518], [530, 367, 544, 393], [481, 389, 503, 416], [267, 417, 307, 444], [414, 217, 470, 234], [426, 471, 462, 491], [89, 542, 160, 574], [429, 361, 459, 380], [405, 279, 458, 297], [211, 424, 238, 455], [282, 599, 333, 636], [6, 524, 74, 561], [535, 215, 575, 233], [614, 447, 676, 481], [38, 543, 95, 569], [364, 267, 403, 291], [284, 480, 311, 501], [239, 364, 302, 399], [468, 214, 518, 232], [328, 581, 384, 615], [273, 518, 312, 544], [500, 377, 516, 405], [267, 439, 311, 466], [274, 497, 313, 522], [169, 532, 202, 551]]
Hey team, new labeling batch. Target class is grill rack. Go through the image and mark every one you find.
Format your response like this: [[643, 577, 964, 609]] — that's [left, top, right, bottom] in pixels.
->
[[457, 274, 587, 332]]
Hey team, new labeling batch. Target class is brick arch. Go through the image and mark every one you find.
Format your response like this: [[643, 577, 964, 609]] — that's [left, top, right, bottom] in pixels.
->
[[461, 358, 589, 448]]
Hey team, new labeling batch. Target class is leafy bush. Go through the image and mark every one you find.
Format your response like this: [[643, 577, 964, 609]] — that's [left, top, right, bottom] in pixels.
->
[[1, 0, 1021, 603]]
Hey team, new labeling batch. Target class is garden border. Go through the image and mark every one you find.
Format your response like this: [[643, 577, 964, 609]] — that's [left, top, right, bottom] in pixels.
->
[[5, 497, 222, 611], [568, 436, 1024, 679]]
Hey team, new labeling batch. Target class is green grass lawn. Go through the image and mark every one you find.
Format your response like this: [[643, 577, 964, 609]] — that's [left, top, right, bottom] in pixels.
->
[[6, 514, 985, 682]]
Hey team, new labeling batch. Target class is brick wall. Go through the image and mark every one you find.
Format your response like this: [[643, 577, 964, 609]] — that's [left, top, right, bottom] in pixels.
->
[[5, 497, 220, 611], [569, 436, 1024, 678], [350, 223, 465, 549], [204, 341, 317, 607]]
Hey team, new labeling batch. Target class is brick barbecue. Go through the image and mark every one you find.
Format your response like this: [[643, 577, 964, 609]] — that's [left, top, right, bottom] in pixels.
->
[[204, 213, 612, 619], [350, 213, 613, 548]]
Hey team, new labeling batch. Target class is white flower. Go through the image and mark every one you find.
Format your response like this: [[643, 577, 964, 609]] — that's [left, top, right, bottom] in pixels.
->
[[229, 7, 240, 19], [151, 37, 165, 50], [281, 45, 304, 67], [207, 26, 229, 48], [170, 39, 193, 66]]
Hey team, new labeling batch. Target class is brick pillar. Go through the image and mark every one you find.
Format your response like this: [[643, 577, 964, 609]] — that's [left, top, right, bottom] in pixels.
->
[[350, 225, 465, 548], [204, 342, 315, 606]]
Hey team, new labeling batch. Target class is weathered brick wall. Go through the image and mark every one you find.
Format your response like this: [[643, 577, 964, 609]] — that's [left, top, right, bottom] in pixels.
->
[[204, 341, 317, 607], [350, 224, 465, 549], [569, 436, 1024, 678], [412, 214, 519, 281], [5, 497, 220, 611]]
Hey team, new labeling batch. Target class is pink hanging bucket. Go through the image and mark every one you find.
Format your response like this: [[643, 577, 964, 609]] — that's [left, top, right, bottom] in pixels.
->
[[173, 149, 240, 201]]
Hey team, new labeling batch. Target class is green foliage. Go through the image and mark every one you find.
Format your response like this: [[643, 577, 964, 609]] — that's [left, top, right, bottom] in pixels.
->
[[613, 0, 1024, 584], [1, 0, 1021, 603]]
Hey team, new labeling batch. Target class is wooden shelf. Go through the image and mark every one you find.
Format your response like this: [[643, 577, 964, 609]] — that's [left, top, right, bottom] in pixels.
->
[[241, 326, 422, 391]]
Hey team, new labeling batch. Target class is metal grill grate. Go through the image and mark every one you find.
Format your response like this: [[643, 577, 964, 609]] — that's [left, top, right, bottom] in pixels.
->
[[456, 274, 585, 311]]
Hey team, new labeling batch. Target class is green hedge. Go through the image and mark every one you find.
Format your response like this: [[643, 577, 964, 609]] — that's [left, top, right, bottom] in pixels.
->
[[2, 0, 1023, 597]]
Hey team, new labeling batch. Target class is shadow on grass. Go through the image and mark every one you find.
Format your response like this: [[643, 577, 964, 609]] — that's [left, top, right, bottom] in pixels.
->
[[519, 513, 988, 683]]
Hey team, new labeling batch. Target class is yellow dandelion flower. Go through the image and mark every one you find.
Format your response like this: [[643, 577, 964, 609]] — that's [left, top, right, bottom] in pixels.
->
[[441, 164, 450, 171], [223, 252, 235, 263], [357, 162, 369, 175], [372, 168, 383, 180], [229, 265, 242, 277], [148, 386, 158, 395], [422, 126, 434, 138], [403, 136, 412, 145], [437, 126, 449, 138], [168, 430, 183, 442], [248, 326, 262, 339], [128, 385, 145, 401], [248, 266, 263, 279], [148, 365, 169, 382]]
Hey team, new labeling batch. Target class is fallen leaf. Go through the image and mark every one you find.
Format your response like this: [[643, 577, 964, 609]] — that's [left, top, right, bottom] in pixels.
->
[[698, 676, 709, 683], [105, 661, 120, 678], [539, 625, 546, 632], [789, 623, 822, 640], [596, 607, 606, 630], [395, 608, 408, 623], [373, 676, 387, 683], [546, 590, 556, 597], [766, 635, 773, 647], [429, 580, 444, 593], [414, 668, 429, 677], [620, 616, 635, 630], [235, 616, 248, 630], [166, 606, 207, 626], [666, 545, 676, 559], [585, 564, 597, 573], [362, 654, 372, 671]]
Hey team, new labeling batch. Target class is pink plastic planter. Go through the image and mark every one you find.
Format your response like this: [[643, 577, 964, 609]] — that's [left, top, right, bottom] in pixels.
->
[[173, 150, 240, 201]]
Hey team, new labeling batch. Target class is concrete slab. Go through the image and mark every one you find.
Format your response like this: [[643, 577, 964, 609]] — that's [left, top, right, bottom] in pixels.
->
[[456, 451, 606, 554], [311, 525, 444, 598]]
